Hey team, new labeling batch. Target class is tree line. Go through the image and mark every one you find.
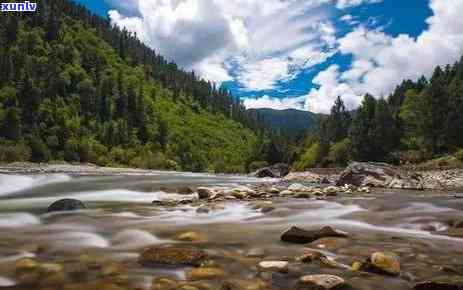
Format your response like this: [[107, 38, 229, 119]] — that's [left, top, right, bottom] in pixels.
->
[[0, 0, 262, 172], [294, 57, 463, 169]]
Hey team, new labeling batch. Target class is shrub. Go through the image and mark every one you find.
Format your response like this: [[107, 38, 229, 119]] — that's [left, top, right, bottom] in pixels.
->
[[249, 161, 269, 172], [28, 136, 51, 162], [64, 138, 80, 162], [293, 142, 321, 171], [0, 140, 31, 163], [455, 149, 463, 162], [329, 138, 352, 166]]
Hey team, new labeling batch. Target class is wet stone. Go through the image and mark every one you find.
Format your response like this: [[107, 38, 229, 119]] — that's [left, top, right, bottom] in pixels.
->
[[298, 274, 346, 290], [139, 246, 206, 267], [281, 226, 348, 244], [258, 261, 289, 273], [47, 199, 86, 213], [186, 267, 225, 280]]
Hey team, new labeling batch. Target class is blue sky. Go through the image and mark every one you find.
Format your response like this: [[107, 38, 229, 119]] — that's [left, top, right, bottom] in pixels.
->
[[75, 0, 463, 113]]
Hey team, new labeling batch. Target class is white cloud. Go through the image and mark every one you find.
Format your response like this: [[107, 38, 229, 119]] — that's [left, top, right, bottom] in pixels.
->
[[108, 0, 337, 87], [335, 0, 382, 9], [306, 0, 463, 113], [244, 95, 306, 110]]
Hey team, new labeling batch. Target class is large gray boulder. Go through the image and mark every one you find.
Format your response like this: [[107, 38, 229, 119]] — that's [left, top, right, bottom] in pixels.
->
[[253, 163, 290, 178], [336, 162, 423, 190]]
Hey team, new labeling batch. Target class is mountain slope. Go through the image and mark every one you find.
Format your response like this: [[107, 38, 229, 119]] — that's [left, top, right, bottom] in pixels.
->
[[248, 108, 316, 136], [0, 1, 258, 173]]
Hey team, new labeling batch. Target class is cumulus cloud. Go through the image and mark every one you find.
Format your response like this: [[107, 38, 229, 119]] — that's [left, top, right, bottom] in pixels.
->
[[306, 0, 463, 113], [243, 95, 307, 111], [335, 0, 382, 9], [108, 0, 338, 87]]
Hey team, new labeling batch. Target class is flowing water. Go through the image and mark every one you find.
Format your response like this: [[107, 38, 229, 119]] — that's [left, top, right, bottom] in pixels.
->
[[0, 172, 463, 289]]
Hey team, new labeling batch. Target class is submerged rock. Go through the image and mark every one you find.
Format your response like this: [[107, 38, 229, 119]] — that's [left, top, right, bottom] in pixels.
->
[[251, 202, 275, 213], [414, 276, 463, 290], [197, 187, 213, 199], [187, 267, 225, 280], [298, 274, 346, 290], [47, 199, 86, 213], [336, 162, 423, 189], [139, 246, 206, 267], [281, 226, 348, 244]]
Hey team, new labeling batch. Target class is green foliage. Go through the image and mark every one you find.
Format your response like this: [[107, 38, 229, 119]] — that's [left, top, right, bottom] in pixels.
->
[[0, 3, 260, 172], [0, 140, 31, 163], [293, 142, 322, 171], [329, 138, 352, 166], [295, 54, 463, 168], [249, 161, 269, 172], [455, 149, 463, 162]]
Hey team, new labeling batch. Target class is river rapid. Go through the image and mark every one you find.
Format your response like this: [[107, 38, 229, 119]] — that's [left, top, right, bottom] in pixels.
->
[[0, 172, 463, 290]]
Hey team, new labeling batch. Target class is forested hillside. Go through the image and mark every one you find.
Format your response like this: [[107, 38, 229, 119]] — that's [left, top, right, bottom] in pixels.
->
[[0, 0, 260, 172], [295, 58, 463, 170], [247, 108, 315, 138]]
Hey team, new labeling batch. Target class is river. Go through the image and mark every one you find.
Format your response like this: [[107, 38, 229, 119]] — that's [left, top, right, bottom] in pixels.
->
[[0, 172, 462, 289]]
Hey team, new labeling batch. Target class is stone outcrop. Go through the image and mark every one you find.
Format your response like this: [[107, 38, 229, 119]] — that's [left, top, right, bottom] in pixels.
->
[[336, 162, 423, 189]]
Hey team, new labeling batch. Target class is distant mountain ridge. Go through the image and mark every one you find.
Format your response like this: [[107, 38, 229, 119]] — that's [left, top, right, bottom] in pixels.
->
[[247, 108, 316, 136]]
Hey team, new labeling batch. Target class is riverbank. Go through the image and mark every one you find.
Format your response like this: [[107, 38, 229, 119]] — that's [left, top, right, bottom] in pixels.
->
[[0, 162, 173, 176]]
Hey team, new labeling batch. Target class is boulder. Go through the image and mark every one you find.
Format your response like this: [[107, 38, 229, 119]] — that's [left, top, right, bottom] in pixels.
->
[[336, 162, 423, 189], [253, 163, 290, 178], [414, 276, 463, 290], [298, 274, 346, 290], [47, 199, 86, 213], [139, 246, 206, 267], [355, 252, 401, 276], [281, 226, 348, 244], [197, 187, 213, 199], [370, 252, 401, 275]]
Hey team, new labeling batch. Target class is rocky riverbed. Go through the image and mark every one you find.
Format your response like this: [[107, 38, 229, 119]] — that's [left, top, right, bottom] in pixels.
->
[[1, 168, 463, 290]]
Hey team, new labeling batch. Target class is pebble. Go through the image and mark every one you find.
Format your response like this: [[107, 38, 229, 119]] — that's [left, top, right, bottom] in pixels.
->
[[299, 274, 346, 290], [258, 261, 289, 273]]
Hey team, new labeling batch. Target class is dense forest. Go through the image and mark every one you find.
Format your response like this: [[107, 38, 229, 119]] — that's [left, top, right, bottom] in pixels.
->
[[294, 57, 463, 170], [0, 0, 274, 173]]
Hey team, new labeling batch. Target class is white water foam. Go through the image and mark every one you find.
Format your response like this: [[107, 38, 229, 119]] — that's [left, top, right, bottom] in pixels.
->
[[111, 229, 166, 250], [0, 276, 15, 287], [0, 213, 41, 228], [39, 231, 110, 251], [0, 189, 195, 210], [0, 174, 71, 196], [153, 203, 263, 225]]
